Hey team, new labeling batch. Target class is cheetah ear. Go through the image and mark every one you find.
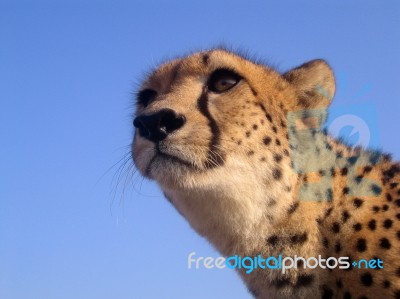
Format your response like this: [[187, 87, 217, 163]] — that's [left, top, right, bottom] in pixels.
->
[[283, 59, 335, 110]]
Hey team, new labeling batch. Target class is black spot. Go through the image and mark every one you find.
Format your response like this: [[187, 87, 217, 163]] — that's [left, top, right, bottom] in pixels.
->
[[347, 156, 358, 165], [246, 131, 251, 137], [263, 136, 271, 145], [341, 168, 348, 176], [290, 232, 308, 244], [382, 165, 400, 181], [396, 213, 400, 220], [321, 285, 333, 299], [274, 154, 282, 163], [341, 210, 350, 223], [360, 272, 373, 286], [324, 207, 333, 218], [272, 277, 290, 288], [367, 219, 376, 230], [247, 150, 255, 156], [397, 231, 400, 240], [283, 149, 289, 156], [272, 126, 277, 133], [379, 238, 391, 249], [382, 204, 389, 211], [353, 198, 364, 208], [202, 54, 210, 65], [383, 219, 393, 229], [336, 279, 342, 289], [329, 239, 339, 252], [356, 238, 367, 252], [394, 290, 400, 299], [383, 280, 391, 288], [343, 291, 352, 299], [265, 113, 273, 123], [390, 183, 399, 189], [251, 88, 258, 96], [342, 187, 350, 195], [355, 175, 364, 183], [372, 206, 380, 213], [267, 235, 279, 246], [260, 157, 266, 162], [363, 166, 373, 173], [272, 168, 282, 180], [319, 169, 326, 176], [295, 274, 314, 288], [395, 199, 400, 207], [330, 168, 336, 177], [297, 260, 305, 268], [326, 188, 333, 201], [287, 202, 299, 214], [322, 237, 329, 249], [331, 222, 340, 233], [397, 267, 400, 277], [370, 184, 382, 195], [386, 193, 393, 202], [353, 223, 362, 231], [252, 124, 258, 130], [276, 138, 281, 146]]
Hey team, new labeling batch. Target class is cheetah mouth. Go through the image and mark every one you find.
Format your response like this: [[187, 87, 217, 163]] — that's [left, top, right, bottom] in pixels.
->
[[156, 145, 194, 167], [144, 144, 199, 176]]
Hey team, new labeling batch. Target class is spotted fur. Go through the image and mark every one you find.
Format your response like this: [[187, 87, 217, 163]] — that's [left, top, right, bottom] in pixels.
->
[[132, 49, 400, 299]]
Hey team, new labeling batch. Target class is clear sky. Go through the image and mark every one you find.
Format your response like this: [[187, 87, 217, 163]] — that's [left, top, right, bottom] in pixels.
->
[[1, 1, 399, 298]]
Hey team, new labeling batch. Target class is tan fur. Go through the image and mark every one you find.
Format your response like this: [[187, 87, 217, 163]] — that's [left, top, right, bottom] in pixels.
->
[[132, 49, 400, 299]]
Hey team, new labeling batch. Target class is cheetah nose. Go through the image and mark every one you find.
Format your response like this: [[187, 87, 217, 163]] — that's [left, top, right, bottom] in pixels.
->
[[133, 109, 186, 143]]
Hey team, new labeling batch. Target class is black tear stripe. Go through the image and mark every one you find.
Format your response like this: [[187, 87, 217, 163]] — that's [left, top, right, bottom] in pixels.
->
[[197, 88, 225, 168]]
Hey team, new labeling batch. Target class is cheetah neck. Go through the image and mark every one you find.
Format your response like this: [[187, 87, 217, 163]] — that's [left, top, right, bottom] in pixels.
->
[[161, 161, 306, 257]]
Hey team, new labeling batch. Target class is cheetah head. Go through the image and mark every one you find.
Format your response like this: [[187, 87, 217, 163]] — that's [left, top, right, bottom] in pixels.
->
[[132, 49, 335, 196]]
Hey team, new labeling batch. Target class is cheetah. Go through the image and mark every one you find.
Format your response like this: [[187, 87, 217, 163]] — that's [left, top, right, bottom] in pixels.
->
[[131, 48, 400, 299]]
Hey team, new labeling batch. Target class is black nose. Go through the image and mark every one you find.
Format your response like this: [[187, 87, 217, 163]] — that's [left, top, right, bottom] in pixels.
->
[[133, 109, 186, 142]]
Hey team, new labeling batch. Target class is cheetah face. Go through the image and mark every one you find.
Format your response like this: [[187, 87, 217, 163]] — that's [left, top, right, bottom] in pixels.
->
[[132, 49, 335, 190]]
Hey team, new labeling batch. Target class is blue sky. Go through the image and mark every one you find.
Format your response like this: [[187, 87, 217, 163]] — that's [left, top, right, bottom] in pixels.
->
[[1, 1, 399, 298]]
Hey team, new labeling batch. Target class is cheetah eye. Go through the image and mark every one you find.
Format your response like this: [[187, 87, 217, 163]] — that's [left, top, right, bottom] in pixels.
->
[[207, 69, 242, 93], [137, 89, 157, 107]]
